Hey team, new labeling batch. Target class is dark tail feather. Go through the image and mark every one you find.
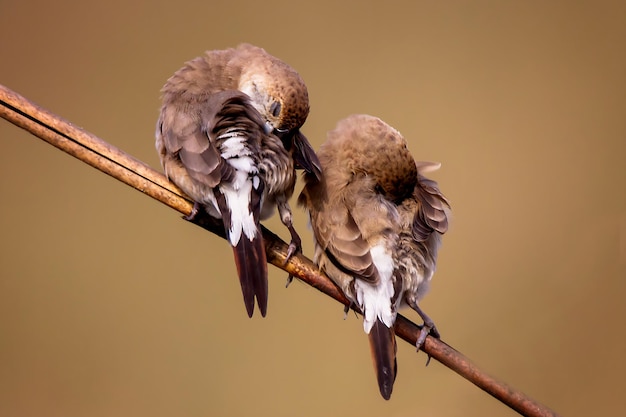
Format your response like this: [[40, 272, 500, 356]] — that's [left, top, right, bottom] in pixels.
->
[[232, 228, 268, 317], [368, 319, 397, 400], [215, 187, 268, 318], [293, 131, 322, 180]]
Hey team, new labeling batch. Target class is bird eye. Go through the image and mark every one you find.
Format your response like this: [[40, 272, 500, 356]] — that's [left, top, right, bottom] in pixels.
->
[[270, 101, 281, 117]]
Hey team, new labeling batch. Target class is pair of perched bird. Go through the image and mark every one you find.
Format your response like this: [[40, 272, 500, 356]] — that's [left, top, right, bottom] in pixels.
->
[[155, 43, 449, 400]]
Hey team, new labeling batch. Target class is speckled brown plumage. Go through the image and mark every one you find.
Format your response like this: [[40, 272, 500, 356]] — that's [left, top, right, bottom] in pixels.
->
[[156, 44, 320, 318], [299, 114, 450, 399]]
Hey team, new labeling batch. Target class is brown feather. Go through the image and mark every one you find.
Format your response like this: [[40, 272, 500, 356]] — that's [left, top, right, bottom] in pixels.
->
[[231, 233, 268, 318], [156, 44, 318, 318], [300, 114, 451, 399], [368, 319, 397, 401], [412, 174, 450, 241], [326, 210, 379, 282], [292, 131, 322, 180], [300, 179, 380, 283], [216, 187, 268, 317]]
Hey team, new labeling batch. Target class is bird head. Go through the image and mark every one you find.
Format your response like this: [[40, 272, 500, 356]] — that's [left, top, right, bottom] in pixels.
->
[[324, 114, 418, 203], [236, 45, 310, 137]]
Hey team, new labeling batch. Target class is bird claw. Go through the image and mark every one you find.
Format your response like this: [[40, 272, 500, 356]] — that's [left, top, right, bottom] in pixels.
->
[[284, 241, 299, 264], [410, 303, 439, 356], [342, 302, 358, 320], [284, 233, 302, 285], [282, 223, 302, 266], [182, 202, 202, 222], [285, 274, 294, 288], [416, 322, 440, 367], [415, 322, 439, 351], [429, 324, 441, 339], [284, 228, 301, 284], [415, 327, 429, 352]]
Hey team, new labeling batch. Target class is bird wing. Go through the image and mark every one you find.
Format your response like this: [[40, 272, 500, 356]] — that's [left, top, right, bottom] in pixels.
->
[[325, 207, 379, 283], [412, 174, 450, 241], [158, 90, 269, 189], [158, 94, 233, 189], [301, 177, 380, 284]]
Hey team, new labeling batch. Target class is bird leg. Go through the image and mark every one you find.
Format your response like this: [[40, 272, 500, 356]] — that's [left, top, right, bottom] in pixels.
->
[[283, 225, 301, 287], [407, 300, 440, 365], [276, 199, 301, 263], [277, 198, 301, 287], [282, 235, 301, 288], [415, 304, 440, 342]]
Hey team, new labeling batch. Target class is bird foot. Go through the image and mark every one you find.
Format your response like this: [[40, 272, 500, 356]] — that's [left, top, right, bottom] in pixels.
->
[[416, 322, 439, 366], [415, 324, 433, 351], [284, 240, 300, 263], [283, 223, 302, 265], [343, 302, 358, 320], [182, 202, 202, 222], [285, 274, 295, 288], [284, 227, 303, 287], [425, 355, 433, 367], [415, 318, 440, 348], [410, 303, 440, 366]]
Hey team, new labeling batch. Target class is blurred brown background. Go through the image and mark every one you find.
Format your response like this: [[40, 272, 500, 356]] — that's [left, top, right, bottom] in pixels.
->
[[1, 1, 624, 416]]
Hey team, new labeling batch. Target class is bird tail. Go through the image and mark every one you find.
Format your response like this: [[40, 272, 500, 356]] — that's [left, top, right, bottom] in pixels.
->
[[232, 228, 268, 317], [215, 186, 268, 318], [368, 318, 397, 400]]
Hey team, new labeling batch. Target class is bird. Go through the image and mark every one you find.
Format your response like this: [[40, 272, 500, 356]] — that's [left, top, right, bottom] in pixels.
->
[[298, 114, 449, 400], [156, 43, 321, 318]]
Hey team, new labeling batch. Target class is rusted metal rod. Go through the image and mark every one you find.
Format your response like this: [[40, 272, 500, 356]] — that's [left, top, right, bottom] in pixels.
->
[[0, 83, 560, 417]]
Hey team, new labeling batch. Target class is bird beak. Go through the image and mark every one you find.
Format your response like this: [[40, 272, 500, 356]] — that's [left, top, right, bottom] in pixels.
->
[[263, 121, 274, 135]]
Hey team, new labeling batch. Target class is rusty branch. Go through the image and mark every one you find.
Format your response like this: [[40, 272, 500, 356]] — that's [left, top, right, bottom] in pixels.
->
[[0, 84, 559, 417]]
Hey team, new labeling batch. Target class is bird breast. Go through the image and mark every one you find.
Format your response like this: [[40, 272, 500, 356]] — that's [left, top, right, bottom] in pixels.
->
[[257, 135, 296, 197]]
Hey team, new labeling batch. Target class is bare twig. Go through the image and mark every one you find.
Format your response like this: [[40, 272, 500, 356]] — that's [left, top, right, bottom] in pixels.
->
[[0, 84, 560, 417]]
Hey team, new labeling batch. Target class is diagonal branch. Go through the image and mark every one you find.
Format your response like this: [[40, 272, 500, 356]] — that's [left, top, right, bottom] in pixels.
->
[[0, 84, 560, 417]]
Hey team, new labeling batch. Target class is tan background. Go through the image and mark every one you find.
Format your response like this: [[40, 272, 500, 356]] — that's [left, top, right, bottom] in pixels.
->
[[1, 1, 625, 416]]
